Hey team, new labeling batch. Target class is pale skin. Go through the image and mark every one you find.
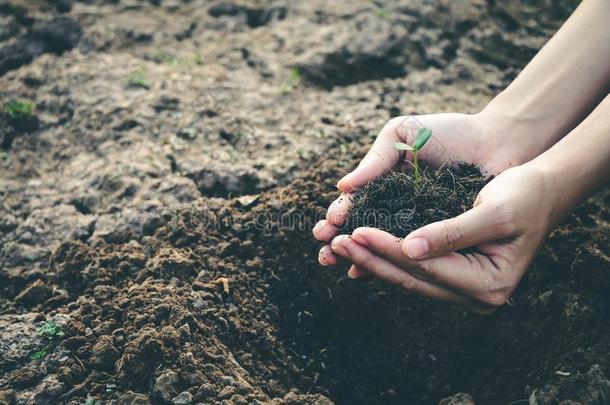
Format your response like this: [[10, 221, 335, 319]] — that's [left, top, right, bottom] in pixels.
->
[[312, 0, 610, 314]]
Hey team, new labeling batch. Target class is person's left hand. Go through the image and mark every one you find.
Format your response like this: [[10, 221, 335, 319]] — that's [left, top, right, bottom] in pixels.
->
[[323, 163, 558, 314]]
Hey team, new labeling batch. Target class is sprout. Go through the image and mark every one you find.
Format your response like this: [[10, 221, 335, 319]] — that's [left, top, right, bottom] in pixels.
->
[[392, 127, 432, 189], [31, 347, 48, 360], [4, 99, 34, 120], [37, 321, 65, 340]]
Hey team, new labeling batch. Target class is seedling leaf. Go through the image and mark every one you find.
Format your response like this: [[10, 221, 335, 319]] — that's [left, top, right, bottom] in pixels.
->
[[392, 142, 413, 151], [5, 99, 34, 119], [37, 321, 65, 340], [413, 127, 432, 150], [31, 347, 48, 360]]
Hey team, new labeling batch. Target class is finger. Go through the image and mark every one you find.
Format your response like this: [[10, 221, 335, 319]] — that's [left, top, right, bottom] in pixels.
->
[[351, 227, 430, 280], [337, 117, 411, 193], [349, 228, 503, 311], [312, 220, 339, 242], [326, 193, 353, 226], [347, 264, 369, 279], [319, 245, 338, 266], [330, 235, 491, 312], [402, 202, 515, 260]]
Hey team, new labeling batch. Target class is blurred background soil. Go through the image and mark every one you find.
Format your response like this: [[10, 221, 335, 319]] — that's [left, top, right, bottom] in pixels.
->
[[1, 0, 609, 404]]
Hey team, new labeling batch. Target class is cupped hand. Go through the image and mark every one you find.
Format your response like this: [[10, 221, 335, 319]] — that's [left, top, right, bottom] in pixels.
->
[[313, 112, 513, 267], [327, 164, 556, 314]]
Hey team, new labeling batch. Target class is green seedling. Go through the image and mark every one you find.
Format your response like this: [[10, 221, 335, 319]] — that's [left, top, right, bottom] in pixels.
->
[[393, 127, 432, 189], [4, 99, 34, 120], [281, 67, 301, 93], [83, 396, 101, 405], [127, 70, 152, 89], [37, 321, 65, 340], [31, 347, 48, 360]]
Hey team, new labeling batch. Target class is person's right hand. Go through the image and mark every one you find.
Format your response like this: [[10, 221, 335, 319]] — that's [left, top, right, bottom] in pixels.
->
[[312, 112, 521, 266], [326, 162, 557, 314]]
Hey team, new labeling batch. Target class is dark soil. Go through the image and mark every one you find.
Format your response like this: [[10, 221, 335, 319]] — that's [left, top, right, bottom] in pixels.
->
[[342, 165, 487, 237], [2, 1, 609, 405]]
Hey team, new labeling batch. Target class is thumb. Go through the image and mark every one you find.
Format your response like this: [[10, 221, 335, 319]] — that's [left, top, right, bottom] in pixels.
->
[[402, 202, 514, 260], [337, 117, 413, 192]]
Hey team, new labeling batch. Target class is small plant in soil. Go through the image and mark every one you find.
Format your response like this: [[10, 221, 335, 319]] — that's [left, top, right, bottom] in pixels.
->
[[37, 321, 65, 340], [83, 396, 102, 405], [342, 127, 487, 240], [31, 347, 48, 360], [4, 99, 33, 120], [392, 127, 432, 189], [2, 99, 39, 136]]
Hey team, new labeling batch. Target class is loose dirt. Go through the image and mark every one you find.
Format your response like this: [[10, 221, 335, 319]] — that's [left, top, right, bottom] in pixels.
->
[[2, 1, 609, 404]]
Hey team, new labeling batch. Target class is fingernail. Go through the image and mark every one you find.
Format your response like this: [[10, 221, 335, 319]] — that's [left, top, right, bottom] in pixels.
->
[[331, 236, 348, 255], [313, 220, 324, 230], [347, 267, 357, 278], [405, 237, 429, 259], [319, 254, 329, 266]]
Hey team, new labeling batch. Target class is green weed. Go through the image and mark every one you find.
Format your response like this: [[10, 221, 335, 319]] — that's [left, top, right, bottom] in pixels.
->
[[4, 99, 34, 120], [31, 347, 48, 360], [37, 321, 65, 340]]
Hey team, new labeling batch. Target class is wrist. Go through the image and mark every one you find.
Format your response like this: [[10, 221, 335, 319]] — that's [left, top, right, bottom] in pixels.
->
[[475, 91, 567, 168], [470, 105, 540, 173], [525, 159, 565, 227]]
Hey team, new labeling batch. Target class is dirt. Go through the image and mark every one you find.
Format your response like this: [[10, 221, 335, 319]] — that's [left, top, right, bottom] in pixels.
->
[[341, 165, 487, 237], [1, 0, 609, 404]]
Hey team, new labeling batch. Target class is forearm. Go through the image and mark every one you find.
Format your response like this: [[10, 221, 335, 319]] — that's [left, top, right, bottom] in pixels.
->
[[533, 92, 610, 225], [480, 0, 610, 162]]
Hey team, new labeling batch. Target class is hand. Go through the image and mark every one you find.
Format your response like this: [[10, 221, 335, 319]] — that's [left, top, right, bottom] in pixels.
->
[[327, 163, 556, 314], [313, 112, 521, 267]]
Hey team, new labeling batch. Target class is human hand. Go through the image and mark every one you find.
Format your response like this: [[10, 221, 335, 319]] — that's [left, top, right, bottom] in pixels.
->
[[327, 163, 556, 314], [313, 112, 519, 266]]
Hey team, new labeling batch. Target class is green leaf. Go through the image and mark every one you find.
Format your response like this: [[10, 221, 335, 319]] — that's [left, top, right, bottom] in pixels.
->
[[392, 142, 414, 151], [31, 347, 48, 360], [37, 321, 64, 340], [413, 127, 432, 150]]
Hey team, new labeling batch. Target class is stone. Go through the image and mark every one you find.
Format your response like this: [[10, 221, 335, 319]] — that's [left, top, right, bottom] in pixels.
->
[[14, 280, 52, 305], [152, 370, 180, 402], [171, 391, 193, 405]]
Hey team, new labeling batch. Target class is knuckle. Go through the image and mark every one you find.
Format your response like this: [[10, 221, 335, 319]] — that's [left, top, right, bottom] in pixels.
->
[[356, 251, 376, 270], [398, 276, 417, 293], [492, 203, 518, 236], [387, 116, 405, 128], [480, 289, 511, 307], [387, 116, 410, 140], [440, 219, 463, 251]]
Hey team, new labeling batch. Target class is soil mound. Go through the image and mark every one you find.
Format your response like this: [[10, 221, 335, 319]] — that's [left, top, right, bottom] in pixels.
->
[[342, 165, 486, 236]]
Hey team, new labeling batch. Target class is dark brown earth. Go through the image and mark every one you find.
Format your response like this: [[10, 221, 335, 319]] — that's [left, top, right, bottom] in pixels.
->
[[341, 165, 487, 237], [2, 0, 610, 404]]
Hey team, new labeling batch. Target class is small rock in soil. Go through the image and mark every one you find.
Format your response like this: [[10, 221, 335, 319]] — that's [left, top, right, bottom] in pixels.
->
[[152, 369, 180, 403], [118, 390, 151, 405], [14, 279, 52, 305], [9, 367, 42, 389], [90, 335, 120, 371], [171, 390, 193, 405]]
